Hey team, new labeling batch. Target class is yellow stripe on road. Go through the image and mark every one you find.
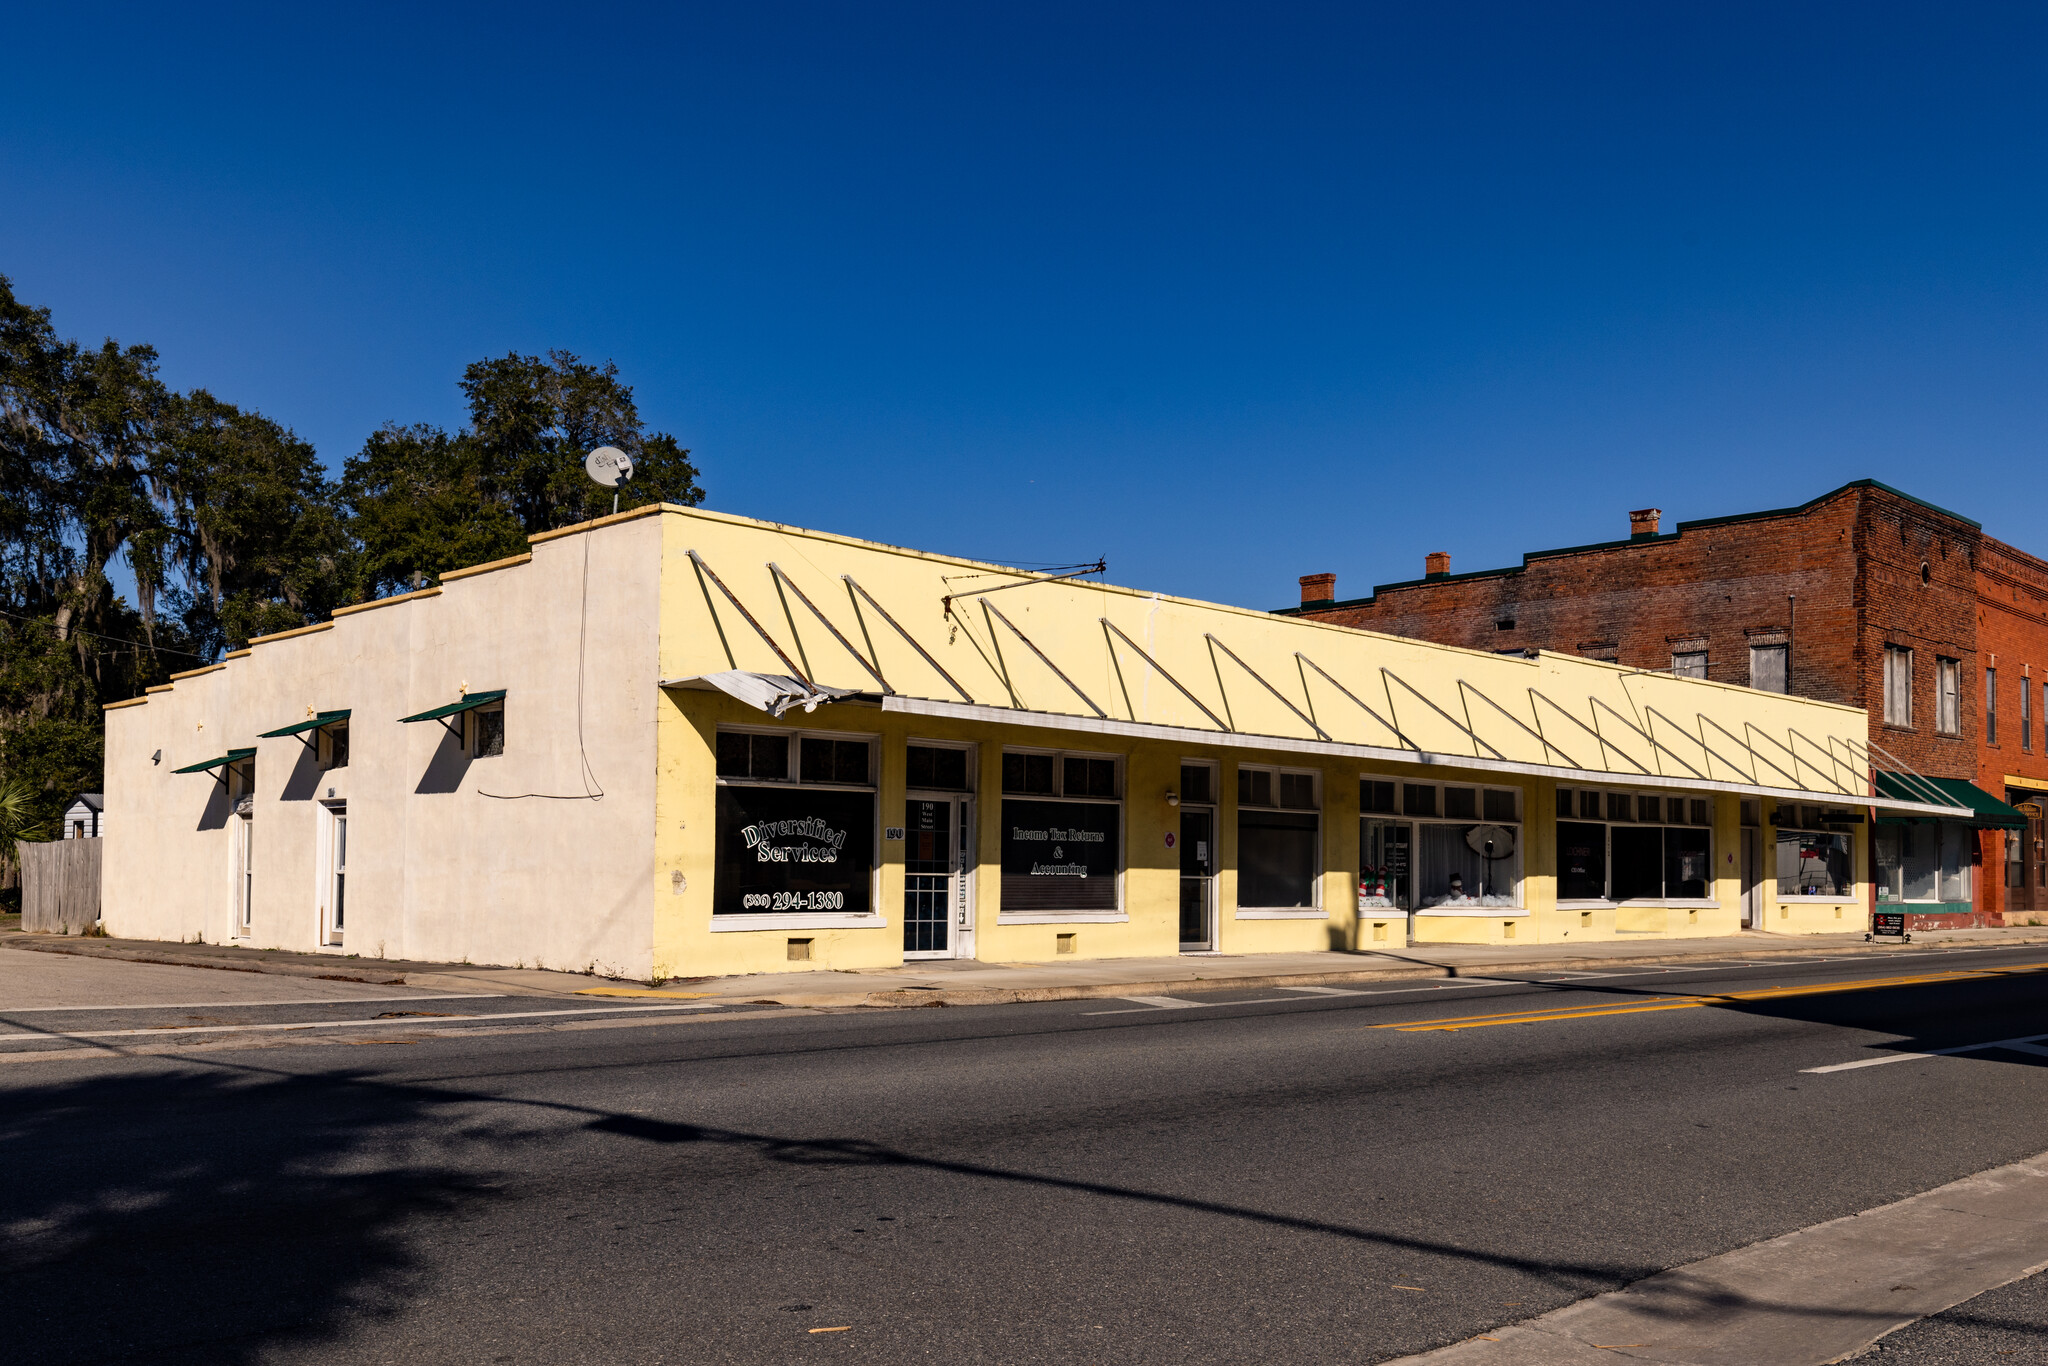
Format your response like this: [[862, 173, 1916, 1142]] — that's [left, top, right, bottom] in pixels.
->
[[1376, 961, 2048, 1033]]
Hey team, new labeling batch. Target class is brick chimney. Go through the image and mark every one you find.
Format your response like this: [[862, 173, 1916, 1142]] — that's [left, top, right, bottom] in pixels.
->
[[1424, 551, 1451, 578], [1629, 507, 1662, 539], [1299, 573, 1336, 605]]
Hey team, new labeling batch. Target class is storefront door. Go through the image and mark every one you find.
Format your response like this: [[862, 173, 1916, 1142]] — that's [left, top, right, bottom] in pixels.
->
[[2007, 793, 2045, 919], [1179, 807, 1215, 951], [1740, 827, 1762, 928], [904, 796, 973, 959]]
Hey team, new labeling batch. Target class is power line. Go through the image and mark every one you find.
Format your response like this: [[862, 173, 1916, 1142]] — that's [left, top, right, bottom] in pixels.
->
[[0, 606, 211, 659]]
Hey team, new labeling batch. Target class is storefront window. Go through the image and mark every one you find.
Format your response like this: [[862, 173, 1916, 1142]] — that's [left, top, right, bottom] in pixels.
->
[[999, 749, 1122, 913], [1776, 829, 1852, 898], [714, 729, 876, 916], [1555, 786, 1714, 902], [1365, 777, 1521, 909], [1239, 765, 1318, 908], [1874, 822, 1972, 904]]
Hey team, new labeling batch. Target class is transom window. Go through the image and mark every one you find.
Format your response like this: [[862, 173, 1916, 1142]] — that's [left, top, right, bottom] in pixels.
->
[[717, 729, 875, 787], [1238, 764, 1317, 810], [905, 743, 971, 792], [1002, 749, 1119, 799]]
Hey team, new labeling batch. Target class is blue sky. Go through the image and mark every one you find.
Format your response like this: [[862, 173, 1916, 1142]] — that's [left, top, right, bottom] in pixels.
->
[[5, 3, 2045, 608]]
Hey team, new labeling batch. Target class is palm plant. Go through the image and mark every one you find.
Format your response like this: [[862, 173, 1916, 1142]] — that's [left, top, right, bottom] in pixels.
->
[[0, 778, 50, 848]]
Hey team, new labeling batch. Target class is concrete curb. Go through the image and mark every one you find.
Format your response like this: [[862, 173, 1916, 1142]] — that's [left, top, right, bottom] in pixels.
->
[[9, 928, 2048, 1011]]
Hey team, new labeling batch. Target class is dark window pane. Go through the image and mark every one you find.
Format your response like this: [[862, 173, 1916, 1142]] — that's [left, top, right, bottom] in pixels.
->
[[1279, 773, 1316, 810], [1482, 788, 1516, 823], [1404, 783, 1436, 817], [1240, 769, 1273, 807], [1664, 827, 1711, 898], [908, 745, 968, 791], [1667, 797, 1687, 825], [834, 740, 869, 785], [1689, 798, 1710, 826], [1004, 752, 1053, 795], [750, 733, 787, 780], [1361, 779, 1396, 814], [1607, 792, 1632, 822], [1580, 790, 1602, 820], [801, 737, 836, 783], [1071, 757, 1116, 798], [1237, 810, 1319, 907], [718, 732, 754, 777], [1611, 827, 1663, 899], [1557, 822, 1606, 900], [328, 725, 349, 770], [1638, 794, 1662, 824], [1444, 786, 1477, 819], [474, 708, 505, 758], [1181, 764, 1213, 805]]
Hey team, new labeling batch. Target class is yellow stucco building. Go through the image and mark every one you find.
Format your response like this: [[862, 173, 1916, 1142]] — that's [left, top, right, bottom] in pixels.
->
[[102, 504, 1963, 979]]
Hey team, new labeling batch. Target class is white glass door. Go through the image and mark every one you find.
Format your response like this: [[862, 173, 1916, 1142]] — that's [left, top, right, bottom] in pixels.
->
[[328, 807, 348, 946], [904, 795, 973, 959]]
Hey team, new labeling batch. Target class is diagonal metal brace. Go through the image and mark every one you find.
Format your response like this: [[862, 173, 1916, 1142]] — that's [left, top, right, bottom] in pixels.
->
[[768, 563, 891, 694], [1204, 634, 1329, 739], [1382, 667, 1507, 760], [1459, 679, 1580, 768], [983, 600, 1105, 718], [1102, 621, 1230, 731], [1295, 655, 1417, 750], [688, 550, 810, 685], [842, 575, 975, 703]]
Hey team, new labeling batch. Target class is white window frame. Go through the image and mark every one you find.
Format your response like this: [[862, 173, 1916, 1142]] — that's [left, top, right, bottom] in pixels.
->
[[1364, 775, 1526, 915], [1554, 786, 1718, 910], [710, 725, 886, 932], [1883, 645, 1913, 727], [996, 746, 1126, 924], [1233, 764, 1324, 917], [1936, 657, 1962, 736]]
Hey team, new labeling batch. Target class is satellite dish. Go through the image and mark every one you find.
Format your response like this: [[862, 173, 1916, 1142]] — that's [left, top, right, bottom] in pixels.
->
[[584, 446, 634, 488]]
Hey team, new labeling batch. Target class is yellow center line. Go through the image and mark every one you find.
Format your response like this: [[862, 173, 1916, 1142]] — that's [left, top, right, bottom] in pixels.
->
[[1374, 961, 2048, 1033]]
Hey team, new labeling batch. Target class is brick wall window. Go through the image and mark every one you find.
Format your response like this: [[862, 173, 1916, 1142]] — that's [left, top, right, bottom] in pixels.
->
[[1750, 644, 1788, 693], [1883, 646, 1913, 727], [2024, 679, 2033, 753], [1937, 658, 1962, 735], [1988, 667, 1999, 746], [1672, 651, 1707, 679]]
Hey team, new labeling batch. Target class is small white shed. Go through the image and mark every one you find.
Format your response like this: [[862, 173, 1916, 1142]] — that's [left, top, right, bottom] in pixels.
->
[[62, 793, 103, 840]]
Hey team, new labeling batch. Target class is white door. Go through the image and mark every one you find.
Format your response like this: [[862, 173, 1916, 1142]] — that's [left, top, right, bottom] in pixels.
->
[[325, 805, 348, 947], [236, 813, 254, 937], [903, 795, 974, 959]]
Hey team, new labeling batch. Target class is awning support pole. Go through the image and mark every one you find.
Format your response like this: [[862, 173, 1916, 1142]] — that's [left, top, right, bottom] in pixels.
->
[[1460, 679, 1581, 768], [1841, 736, 1975, 815], [1102, 621, 1230, 731], [1787, 727, 1857, 796], [1295, 654, 1417, 750], [1382, 667, 1508, 761], [767, 563, 892, 694], [842, 575, 976, 703], [1528, 688, 1651, 774], [1590, 696, 1710, 782], [687, 550, 811, 686], [1204, 634, 1329, 740], [982, 600, 1106, 718]]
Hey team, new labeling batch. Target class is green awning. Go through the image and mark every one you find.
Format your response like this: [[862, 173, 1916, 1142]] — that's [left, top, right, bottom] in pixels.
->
[[1873, 772, 2027, 830], [172, 747, 257, 775], [258, 709, 351, 739], [397, 689, 506, 724]]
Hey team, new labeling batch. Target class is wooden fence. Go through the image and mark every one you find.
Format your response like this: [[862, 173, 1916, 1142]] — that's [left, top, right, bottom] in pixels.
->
[[19, 838, 101, 934]]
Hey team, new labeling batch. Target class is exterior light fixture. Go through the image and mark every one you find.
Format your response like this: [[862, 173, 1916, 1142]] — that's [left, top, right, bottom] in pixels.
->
[[1166, 789, 1179, 807]]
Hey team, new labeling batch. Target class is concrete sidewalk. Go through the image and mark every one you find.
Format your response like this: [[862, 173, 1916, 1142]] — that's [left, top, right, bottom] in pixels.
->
[[8, 924, 2048, 1009]]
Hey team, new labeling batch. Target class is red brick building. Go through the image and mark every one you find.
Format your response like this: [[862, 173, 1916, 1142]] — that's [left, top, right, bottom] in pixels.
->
[[1281, 480, 2039, 929]]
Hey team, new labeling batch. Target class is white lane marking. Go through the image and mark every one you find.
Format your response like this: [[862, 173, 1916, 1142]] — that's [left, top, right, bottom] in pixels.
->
[[1278, 985, 1368, 997], [0, 1000, 736, 1046], [1804, 1032, 2048, 1073], [1120, 996, 1200, 1009], [0, 993, 505, 1014]]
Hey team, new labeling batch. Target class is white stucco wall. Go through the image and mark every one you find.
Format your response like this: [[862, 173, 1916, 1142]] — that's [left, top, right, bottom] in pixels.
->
[[102, 512, 664, 977]]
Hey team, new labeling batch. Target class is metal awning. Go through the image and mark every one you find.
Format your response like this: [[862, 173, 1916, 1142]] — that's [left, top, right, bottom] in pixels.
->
[[258, 709, 351, 739], [1873, 772, 2027, 829], [660, 672, 877, 718], [397, 690, 506, 724], [172, 747, 256, 775]]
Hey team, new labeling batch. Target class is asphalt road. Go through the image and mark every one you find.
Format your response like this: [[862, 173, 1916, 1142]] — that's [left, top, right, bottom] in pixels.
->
[[8, 946, 2048, 1365]]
